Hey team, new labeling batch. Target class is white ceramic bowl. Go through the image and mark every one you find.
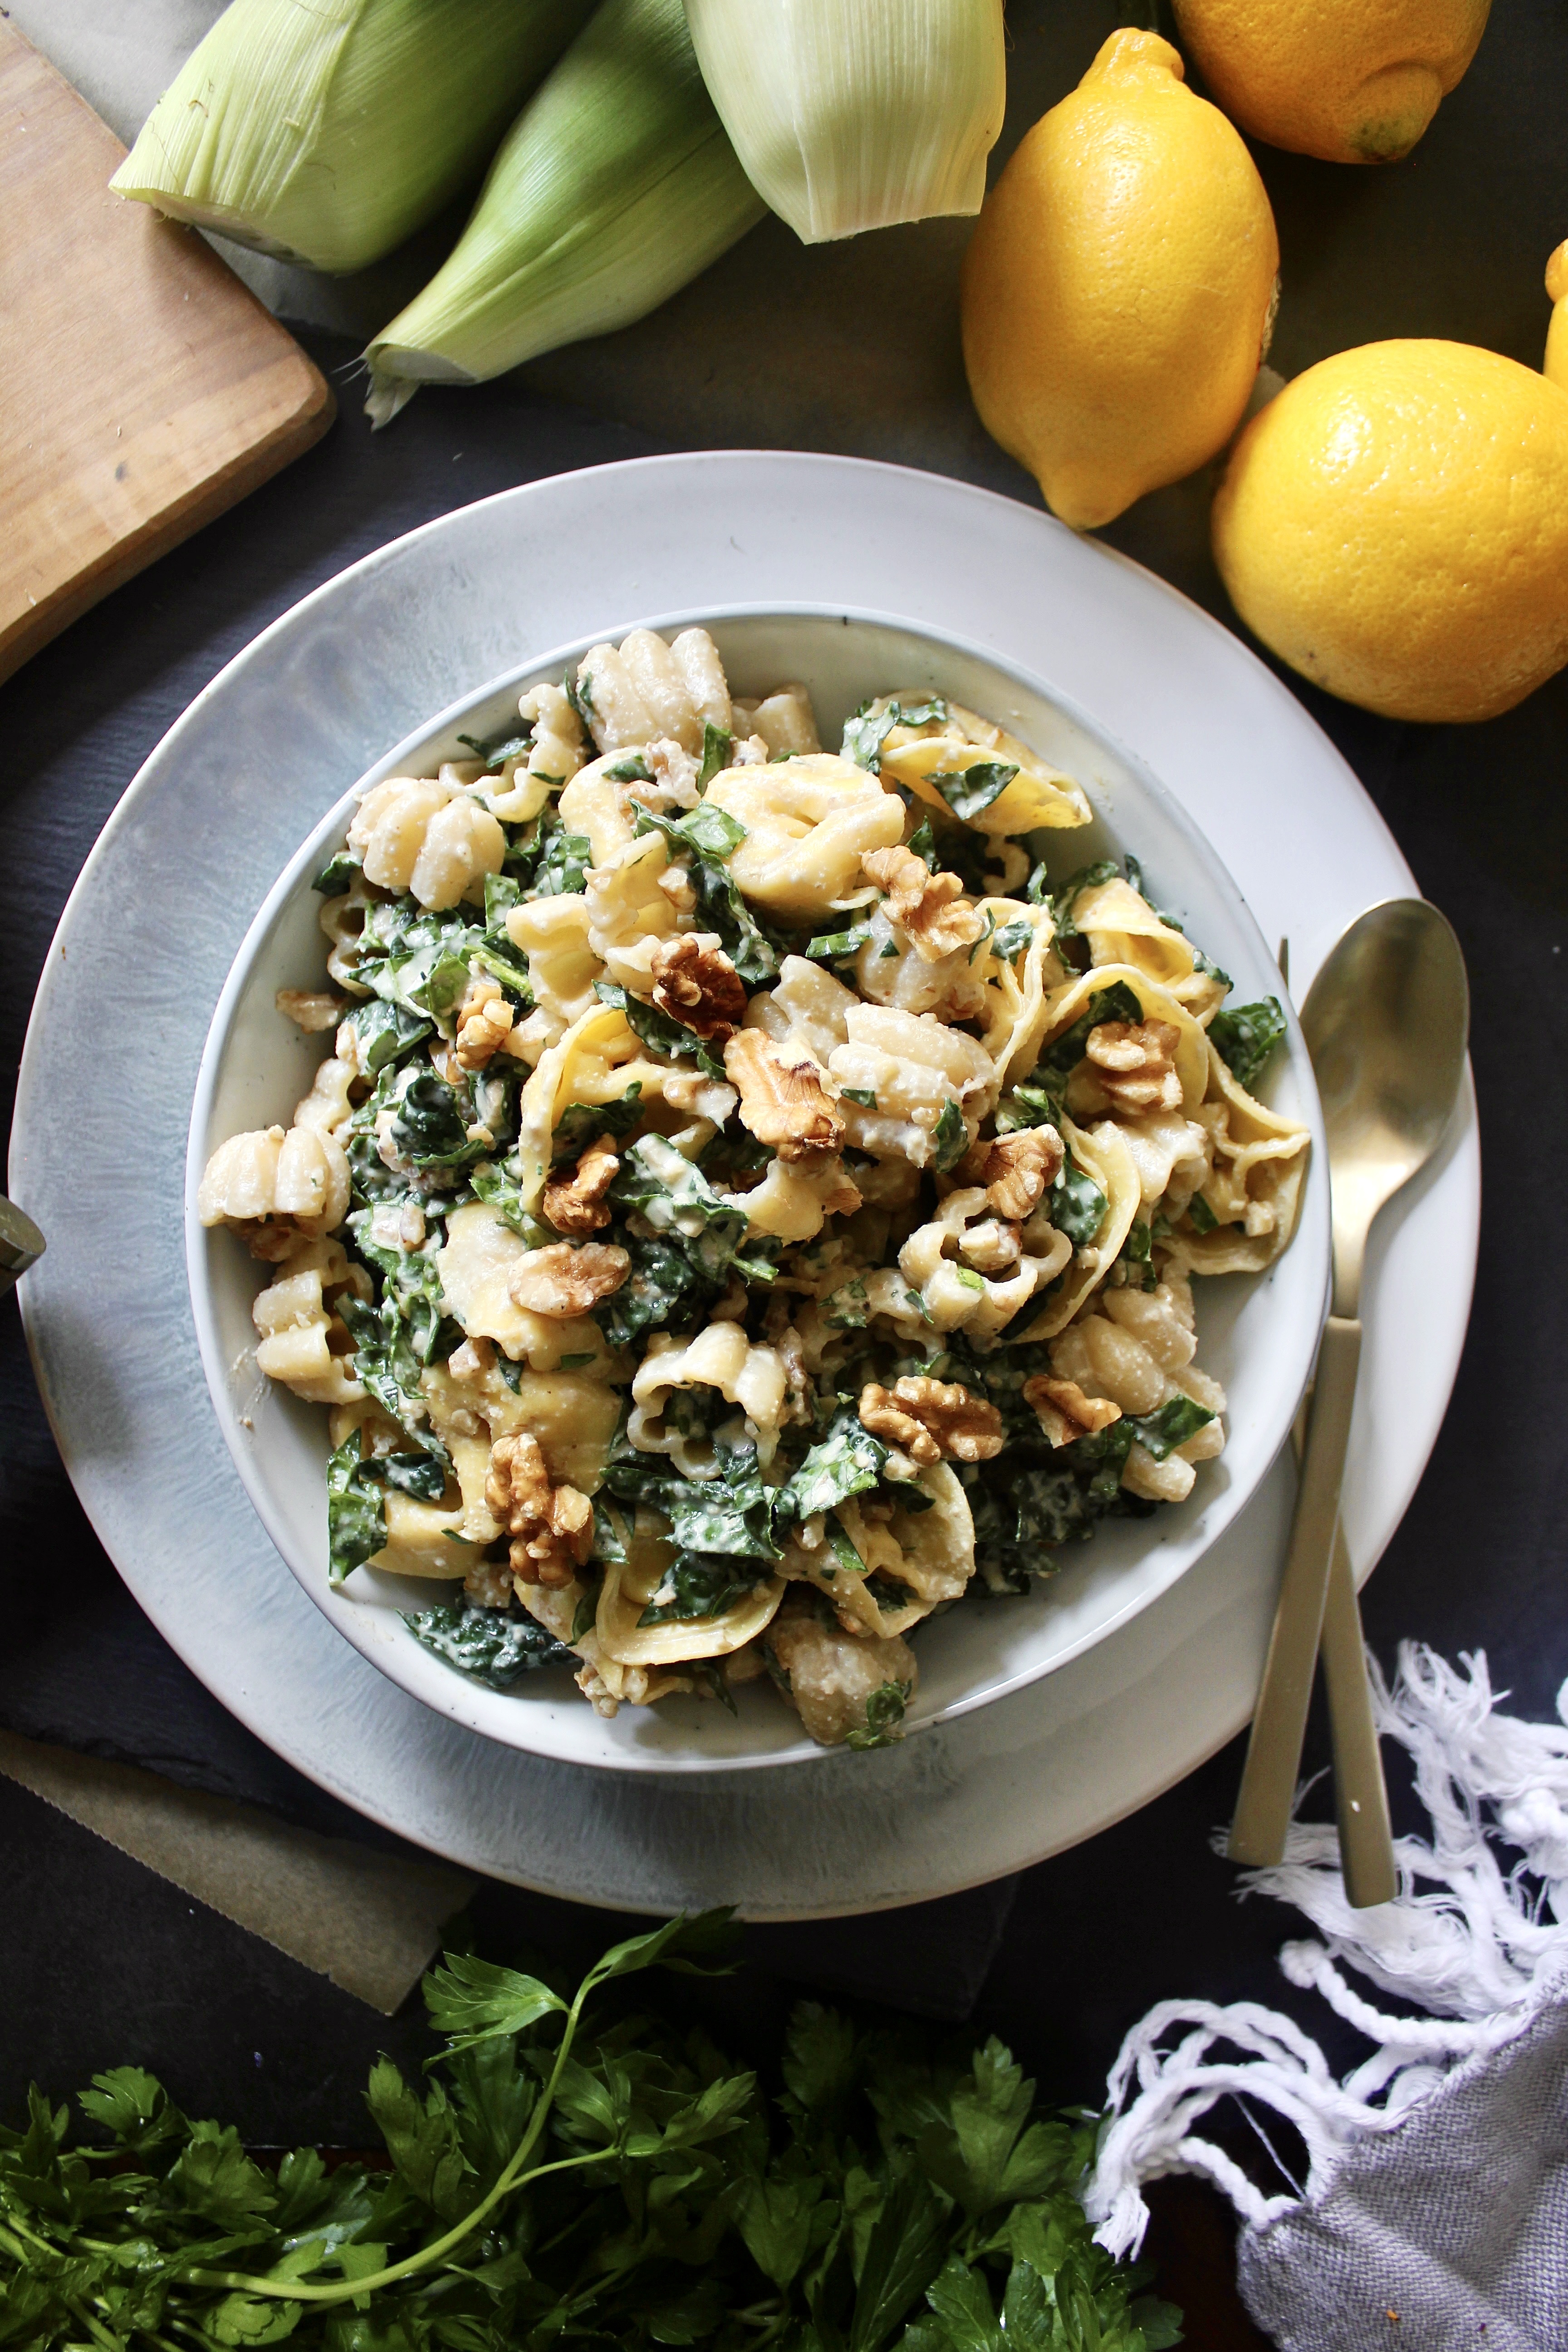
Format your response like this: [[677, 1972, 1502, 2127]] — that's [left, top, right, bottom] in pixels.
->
[[187, 605, 1330, 1773]]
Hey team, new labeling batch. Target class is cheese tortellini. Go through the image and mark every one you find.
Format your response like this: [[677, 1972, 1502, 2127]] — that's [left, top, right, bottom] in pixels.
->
[[202, 622, 1308, 1749]]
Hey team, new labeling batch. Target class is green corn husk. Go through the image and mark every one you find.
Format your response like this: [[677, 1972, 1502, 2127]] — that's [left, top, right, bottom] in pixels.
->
[[684, 0, 1007, 245], [110, 0, 599, 275], [362, 0, 765, 426]]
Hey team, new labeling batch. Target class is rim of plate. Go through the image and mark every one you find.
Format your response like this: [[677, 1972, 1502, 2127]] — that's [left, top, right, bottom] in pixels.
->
[[185, 596, 1331, 1774]]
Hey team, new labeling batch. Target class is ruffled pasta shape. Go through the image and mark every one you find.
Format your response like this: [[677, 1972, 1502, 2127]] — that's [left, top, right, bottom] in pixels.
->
[[1073, 876, 1227, 1019], [434, 1201, 624, 1376], [874, 697, 1092, 836], [704, 756, 904, 924], [198, 1120, 351, 1258], [791, 1462, 975, 1639], [594, 1522, 786, 1669], [628, 1321, 791, 1472], [1162, 1040, 1312, 1275], [1041, 961, 1211, 1115], [867, 1186, 1073, 1342], [348, 774, 505, 911], [251, 1237, 370, 1404], [1010, 1114, 1143, 1342], [576, 627, 733, 756]]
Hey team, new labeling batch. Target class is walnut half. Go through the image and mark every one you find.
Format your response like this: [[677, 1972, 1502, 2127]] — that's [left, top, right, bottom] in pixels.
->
[[957, 1126, 1064, 1221], [649, 933, 746, 1041], [507, 1240, 629, 1317], [858, 1376, 1004, 1465], [484, 1432, 593, 1588], [542, 1136, 619, 1236], [860, 845, 984, 962], [724, 1028, 844, 1160], [1085, 1018, 1183, 1113], [455, 975, 515, 1070], [1022, 1373, 1122, 1450]]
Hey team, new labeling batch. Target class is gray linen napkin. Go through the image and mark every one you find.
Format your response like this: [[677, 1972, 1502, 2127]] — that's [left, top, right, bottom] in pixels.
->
[[1085, 1643, 1568, 2347]]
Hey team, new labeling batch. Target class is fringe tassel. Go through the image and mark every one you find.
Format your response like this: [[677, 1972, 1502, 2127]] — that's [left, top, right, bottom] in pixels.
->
[[1083, 1643, 1568, 2259]]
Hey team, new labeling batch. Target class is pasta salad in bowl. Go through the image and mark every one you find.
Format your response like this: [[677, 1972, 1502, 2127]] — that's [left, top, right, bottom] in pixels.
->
[[188, 608, 1327, 1770]]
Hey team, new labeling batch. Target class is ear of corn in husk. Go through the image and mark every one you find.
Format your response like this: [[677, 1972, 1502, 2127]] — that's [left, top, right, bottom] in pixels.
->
[[682, 0, 1007, 245], [362, 0, 765, 426], [110, 0, 598, 275]]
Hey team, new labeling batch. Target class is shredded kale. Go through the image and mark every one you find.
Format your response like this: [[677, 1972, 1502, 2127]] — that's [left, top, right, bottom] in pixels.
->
[[312, 845, 363, 894], [606, 1437, 790, 1563], [470, 1157, 552, 1244], [456, 725, 530, 773], [608, 1134, 775, 1287], [405, 1598, 571, 1685], [928, 759, 1018, 824], [841, 695, 951, 771], [785, 1409, 887, 1520], [595, 978, 726, 1081], [805, 920, 876, 961], [550, 1083, 644, 1163], [1114, 1219, 1157, 1293], [326, 1436, 386, 1584], [630, 801, 784, 986], [931, 1100, 970, 1172], [696, 721, 733, 790], [637, 1551, 771, 1627], [1209, 995, 1289, 1091]]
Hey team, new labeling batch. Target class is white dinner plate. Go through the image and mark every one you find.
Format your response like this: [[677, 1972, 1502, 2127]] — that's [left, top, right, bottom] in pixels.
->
[[11, 454, 1478, 1915]]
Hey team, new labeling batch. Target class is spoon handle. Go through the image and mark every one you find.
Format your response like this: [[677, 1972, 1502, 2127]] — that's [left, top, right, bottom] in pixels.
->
[[1228, 1315, 1362, 1866], [1321, 1525, 1398, 1907]]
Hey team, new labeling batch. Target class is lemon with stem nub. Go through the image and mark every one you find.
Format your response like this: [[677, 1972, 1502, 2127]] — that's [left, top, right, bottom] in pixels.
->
[[1212, 338, 1568, 724], [960, 29, 1278, 532], [1171, 0, 1491, 165]]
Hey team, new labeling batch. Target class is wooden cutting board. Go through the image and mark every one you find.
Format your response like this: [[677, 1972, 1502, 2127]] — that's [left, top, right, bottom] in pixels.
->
[[0, 20, 334, 689]]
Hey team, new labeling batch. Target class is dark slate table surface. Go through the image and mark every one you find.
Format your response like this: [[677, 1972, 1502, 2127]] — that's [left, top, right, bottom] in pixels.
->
[[3, 5, 1567, 2334]]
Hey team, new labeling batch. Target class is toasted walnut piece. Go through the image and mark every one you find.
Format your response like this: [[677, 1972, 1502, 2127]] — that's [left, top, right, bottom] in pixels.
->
[[484, 1432, 594, 1588], [649, 933, 747, 1041], [1085, 1018, 1183, 1113], [957, 1127, 1065, 1220], [860, 844, 985, 962], [724, 1028, 844, 1159], [858, 1376, 1005, 1465], [447, 1333, 495, 1381], [508, 1240, 629, 1317], [542, 1136, 619, 1237], [276, 989, 347, 1034], [1022, 1373, 1124, 1450], [455, 975, 515, 1071]]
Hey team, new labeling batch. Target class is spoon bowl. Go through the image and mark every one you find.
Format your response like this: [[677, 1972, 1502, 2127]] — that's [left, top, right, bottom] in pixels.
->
[[1303, 900, 1470, 1315]]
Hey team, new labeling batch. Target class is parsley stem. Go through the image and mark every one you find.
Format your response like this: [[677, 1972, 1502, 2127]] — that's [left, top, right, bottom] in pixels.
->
[[187, 1965, 613, 2309]]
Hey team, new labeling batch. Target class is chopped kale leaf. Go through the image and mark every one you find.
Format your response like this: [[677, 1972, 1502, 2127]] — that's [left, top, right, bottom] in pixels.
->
[[1209, 996, 1288, 1091], [404, 1598, 571, 1686]]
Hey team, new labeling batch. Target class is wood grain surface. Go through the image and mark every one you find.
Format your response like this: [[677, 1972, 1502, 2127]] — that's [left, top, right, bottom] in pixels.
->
[[0, 19, 333, 688]]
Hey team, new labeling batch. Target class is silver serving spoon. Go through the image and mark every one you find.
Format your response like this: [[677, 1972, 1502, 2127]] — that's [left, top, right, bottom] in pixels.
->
[[0, 1198, 44, 1289], [1229, 899, 1469, 1879]]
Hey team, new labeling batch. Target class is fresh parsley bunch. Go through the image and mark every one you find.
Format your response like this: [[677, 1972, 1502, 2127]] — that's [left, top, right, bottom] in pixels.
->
[[0, 1914, 1179, 2352]]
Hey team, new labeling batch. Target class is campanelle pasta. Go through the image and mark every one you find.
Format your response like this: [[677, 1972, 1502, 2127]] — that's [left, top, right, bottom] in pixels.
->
[[199, 626, 1309, 1749]]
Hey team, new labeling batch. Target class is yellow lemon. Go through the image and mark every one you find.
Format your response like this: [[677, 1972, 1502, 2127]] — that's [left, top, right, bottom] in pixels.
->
[[1212, 340, 1568, 724], [1171, 0, 1491, 164], [1545, 242, 1568, 389], [960, 28, 1278, 531]]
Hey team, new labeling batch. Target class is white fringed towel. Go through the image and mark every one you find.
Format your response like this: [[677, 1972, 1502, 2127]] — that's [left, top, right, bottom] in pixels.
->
[[1084, 1645, 1568, 2351]]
